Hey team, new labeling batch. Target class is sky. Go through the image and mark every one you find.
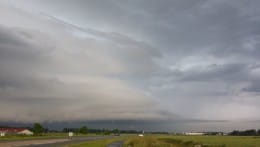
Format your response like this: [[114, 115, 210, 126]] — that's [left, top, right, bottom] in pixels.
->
[[1, 0, 260, 132]]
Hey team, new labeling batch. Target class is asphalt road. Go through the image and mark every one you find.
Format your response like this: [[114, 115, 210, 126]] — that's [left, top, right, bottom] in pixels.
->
[[0, 136, 118, 147], [25, 136, 118, 147]]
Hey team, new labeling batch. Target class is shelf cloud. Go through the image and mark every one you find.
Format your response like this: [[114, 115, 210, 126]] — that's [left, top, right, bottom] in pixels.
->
[[1, 0, 260, 131]]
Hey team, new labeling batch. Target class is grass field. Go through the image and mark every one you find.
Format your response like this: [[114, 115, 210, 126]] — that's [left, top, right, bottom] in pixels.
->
[[123, 135, 260, 147], [124, 136, 196, 147], [165, 135, 260, 147]]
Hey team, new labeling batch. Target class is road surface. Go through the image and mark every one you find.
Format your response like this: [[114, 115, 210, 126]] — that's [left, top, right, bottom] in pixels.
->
[[0, 136, 117, 147]]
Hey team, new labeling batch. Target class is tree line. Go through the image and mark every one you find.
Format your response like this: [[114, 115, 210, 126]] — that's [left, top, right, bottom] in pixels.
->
[[62, 127, 136, 135], [31, 123, 123, 135], [229, 129, 260, 136], [8, 123, 260, 136], [25, 123, 144, 135]]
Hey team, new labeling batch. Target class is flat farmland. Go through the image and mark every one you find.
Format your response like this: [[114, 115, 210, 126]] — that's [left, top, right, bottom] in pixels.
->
[[123, 135, 260, 147]]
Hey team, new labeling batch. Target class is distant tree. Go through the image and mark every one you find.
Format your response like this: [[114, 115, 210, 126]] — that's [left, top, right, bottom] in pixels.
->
[[112, 129, 119, 134], [242, 129, 257, 136], [229, 130, 239, 136], [79, 126, 88, 134], [229, 129, 257, 136], [104, 131, 111, 135], [103, 129, 111, 135], [63, 128, 69, 133], [33, 123, 44, 135], [257, 129, 260, 136], [73, 128, 79, 134], [44, 128, 49, 133]]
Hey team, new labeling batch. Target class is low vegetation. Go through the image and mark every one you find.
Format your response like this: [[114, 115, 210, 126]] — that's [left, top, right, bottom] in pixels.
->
[[166, 135, 260, 147], [124, 136, 199, 147], [124, 135, 260, 147]]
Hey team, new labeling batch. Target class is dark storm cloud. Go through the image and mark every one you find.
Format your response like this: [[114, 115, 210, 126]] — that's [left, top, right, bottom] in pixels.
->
[[173, 63, 248, 82], [12, 0, 260, 58], [243, 80, 260, 93], [0, 3, 172, 123], [0, 25, 41, 88], [1, 0, 260, 130]]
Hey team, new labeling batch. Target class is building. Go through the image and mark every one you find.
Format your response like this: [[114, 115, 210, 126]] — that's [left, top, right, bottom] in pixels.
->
[[184, 132, 205, 135], [0, 128, 34, 136]]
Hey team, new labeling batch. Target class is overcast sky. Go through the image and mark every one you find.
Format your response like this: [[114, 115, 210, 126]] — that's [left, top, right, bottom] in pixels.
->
[[1, 0, 260, 131]]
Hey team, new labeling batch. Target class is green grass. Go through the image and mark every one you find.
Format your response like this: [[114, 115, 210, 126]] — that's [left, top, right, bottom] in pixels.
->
[[162, 135, 260, 147], [123, 135, 260, 147], [67, 137, 126, 147], [124, 136, 196, 147]]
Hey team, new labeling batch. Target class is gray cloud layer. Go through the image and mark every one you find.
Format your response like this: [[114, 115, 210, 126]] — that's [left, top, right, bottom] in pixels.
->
[[0, 3, 170, 122], [1, 0, 260, 130]]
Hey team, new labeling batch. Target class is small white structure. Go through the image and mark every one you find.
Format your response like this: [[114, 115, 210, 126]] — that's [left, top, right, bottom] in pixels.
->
[[17, 129, 34, 135], [0, 132, 5, 137], [68, 132, 74, 139], [138, 130, 144, 137], [184, 132, 205, 135]]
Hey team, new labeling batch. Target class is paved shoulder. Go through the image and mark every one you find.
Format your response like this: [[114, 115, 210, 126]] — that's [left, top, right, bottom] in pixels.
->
[[0, 139, 69, 147], [24, 136, 117, 147]]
